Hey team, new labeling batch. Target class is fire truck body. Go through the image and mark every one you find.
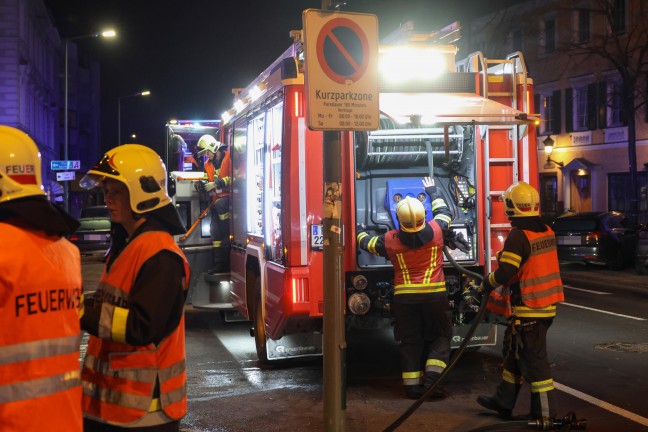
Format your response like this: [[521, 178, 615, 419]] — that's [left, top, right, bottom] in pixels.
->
[[175, 23, 539, 362]]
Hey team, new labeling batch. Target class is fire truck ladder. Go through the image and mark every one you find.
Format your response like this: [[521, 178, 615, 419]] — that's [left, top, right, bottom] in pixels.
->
[[459, 51, 530, 272]]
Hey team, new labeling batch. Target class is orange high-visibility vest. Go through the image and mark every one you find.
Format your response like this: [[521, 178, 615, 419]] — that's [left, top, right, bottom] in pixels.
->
[[384, 220, 446, 295], [487, 228, 563, 317], [81, 231, 190, 426], [205, 151, 231, 201], [0, 222, 82, 432]]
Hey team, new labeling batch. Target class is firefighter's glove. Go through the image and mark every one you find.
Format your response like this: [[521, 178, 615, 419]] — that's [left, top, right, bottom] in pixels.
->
[[443, 229, 470, 253], [214, 177, 226, 189], [422, 176, 438, 197]]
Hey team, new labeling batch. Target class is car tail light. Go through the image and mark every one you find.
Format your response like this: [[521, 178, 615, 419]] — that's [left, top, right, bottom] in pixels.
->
[[584, 231, 600, 245], [292, 278, 309, 303], [69, 235, 79, 241]]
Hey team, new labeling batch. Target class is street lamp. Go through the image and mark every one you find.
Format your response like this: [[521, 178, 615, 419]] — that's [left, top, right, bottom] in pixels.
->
[[543, 135, 564, 167], [118, 90, 151, 145], [63, 29, 116, 212]]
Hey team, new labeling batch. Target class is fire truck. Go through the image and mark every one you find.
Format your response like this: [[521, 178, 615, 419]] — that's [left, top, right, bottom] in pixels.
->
[[169, 21, 540, 363]]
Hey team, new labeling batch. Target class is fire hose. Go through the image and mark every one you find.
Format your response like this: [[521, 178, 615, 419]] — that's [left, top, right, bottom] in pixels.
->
[[382, 230, 587, 432]]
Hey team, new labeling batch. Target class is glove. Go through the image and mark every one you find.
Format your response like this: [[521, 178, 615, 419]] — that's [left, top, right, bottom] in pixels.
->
[[204, 181, 217, 192], [422, 176, 438, 196], [214, 177, 226, 189]]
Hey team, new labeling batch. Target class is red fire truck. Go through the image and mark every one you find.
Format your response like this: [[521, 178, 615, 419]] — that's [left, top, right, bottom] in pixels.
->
[[170, 21, 539, 363]]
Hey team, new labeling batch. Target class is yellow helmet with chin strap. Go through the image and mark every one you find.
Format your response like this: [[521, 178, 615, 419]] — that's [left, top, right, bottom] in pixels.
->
[[80, 144, 171, 213], [0, 126, 46, 203], [196, 135, 222, 155], [502, 181, 540, 217], [396, 196, 427, 233]]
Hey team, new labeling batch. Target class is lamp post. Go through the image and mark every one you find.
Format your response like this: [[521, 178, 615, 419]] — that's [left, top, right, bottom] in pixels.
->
[[118, 90, 151, 145], [63, 29, 116, 212], [543, 135, 564, 167]]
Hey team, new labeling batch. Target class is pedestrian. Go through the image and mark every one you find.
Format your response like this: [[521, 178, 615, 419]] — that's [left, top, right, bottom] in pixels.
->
[[79, 144, 189, 431], [0, 125, 83, 431], [196, 134, 231, 274], [477, 181, 564, 420], [356, 177, 453, 399]]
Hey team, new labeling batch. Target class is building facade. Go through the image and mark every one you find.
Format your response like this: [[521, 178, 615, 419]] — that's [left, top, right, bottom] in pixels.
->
[[466, 0, 648, 223], [0, 0, 101, 217]]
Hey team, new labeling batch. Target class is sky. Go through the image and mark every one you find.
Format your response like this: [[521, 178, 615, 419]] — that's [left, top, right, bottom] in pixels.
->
[[42, 0, 512, 157]]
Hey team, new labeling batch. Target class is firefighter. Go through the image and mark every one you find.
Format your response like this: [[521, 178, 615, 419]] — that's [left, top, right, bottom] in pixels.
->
[[79, 144, 189, 432], [477, 181, 564, 420], [0, 126, 83, 431], [196, 134, 231, 274], [356, 177, 453, 399]]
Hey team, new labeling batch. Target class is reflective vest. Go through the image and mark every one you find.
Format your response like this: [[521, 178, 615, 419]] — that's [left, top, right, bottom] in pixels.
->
[[205, 151, 231, 201], [81, 231, 190, 426], [0, 222, 82, 432], [384, 220, 446, 295], [487, 228, 564, 318]]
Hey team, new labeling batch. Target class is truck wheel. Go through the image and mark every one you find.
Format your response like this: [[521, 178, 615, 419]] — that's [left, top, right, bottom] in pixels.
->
[[254, 288, 270, 364], [636, 261, 648, 275]]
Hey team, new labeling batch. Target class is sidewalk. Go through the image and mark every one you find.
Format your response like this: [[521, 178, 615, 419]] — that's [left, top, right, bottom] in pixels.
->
[[559, 263, 648, 291]]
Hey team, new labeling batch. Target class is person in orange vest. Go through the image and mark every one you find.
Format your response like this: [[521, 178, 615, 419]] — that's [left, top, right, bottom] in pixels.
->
[[79, 144, 189, 431], [0, 126, 83, 432], [477, 181, 564, 421], [196, 135, 231, 274], [357, 177, 453, 400]]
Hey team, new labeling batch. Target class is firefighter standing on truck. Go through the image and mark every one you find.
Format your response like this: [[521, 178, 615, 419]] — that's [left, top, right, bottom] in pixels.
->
[[357, 177, 453, 400], [196, 134, 231, 274], [0, 126, 83, 432], [477, 181, 564, 421], [79, 144, 189, 432]]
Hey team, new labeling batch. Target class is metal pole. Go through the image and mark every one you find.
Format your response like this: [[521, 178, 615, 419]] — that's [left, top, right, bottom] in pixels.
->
[[63, 39, 69, 212], [118, 97, 121, 146]]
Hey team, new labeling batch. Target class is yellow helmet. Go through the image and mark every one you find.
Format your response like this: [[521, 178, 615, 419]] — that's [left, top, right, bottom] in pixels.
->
[[502, 181, 540, 217], [80, 144, 170, 213], [196, 134, 221, 155], [396, 196, 426, 233], [0, 126, 46, 203]]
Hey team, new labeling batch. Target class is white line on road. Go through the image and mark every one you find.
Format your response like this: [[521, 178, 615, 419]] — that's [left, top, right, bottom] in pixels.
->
[[563, 284, 611, 295], [560, 302, 647, 321], [554, 381, 648, 427]]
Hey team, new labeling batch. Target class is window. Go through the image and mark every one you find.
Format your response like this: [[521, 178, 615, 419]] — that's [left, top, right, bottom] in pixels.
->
[[608, 79, 625, 127], [544, 18, 556, 53], [611, 0, 626, 34], [609, 172, 648, 223], [576, 8, 590, 43], [574, 86, 588, 130], [544, 94, 554, 132]]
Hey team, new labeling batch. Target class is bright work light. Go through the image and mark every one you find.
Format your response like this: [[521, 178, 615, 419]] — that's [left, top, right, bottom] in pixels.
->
[[379, 45, 456, 83]]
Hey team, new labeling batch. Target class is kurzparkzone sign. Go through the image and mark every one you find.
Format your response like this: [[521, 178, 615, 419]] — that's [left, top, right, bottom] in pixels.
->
[[302, 9, 379, 131]]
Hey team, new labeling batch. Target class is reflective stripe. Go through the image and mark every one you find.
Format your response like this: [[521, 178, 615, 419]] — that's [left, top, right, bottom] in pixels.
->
[[158, 359, 186, 382], [160, 385, 186, 408], [96, 280, 130, 303], [425, 359, 446, 374], [83, 354, 157, 382], [394, 281, 446, 295], [434, 213, 452, 225], [402, 370, 422, 385], [368, 236, 379, 255], [149, 398, 161, 412], [112, 306, 129, 343], [0, 370, 80, 403], [502, 369, 522, 384], [82, 380, 152, 412], [212, 240, 222, 248], [0, 334, 80, 366], [513, 305, 557, 318], [531, 379, 554, 393], [98, 302, 115, 339], [431, 198, 447, 211], [396, 253, 410, 284], [218, 212, 230, 221], [500, 251, 521, 267], [488, 272, 499, 288], [423, 246, 437, 285]]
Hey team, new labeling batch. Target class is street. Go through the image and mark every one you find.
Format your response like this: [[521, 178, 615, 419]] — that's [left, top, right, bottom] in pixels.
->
[[81, 257, 648, 431]]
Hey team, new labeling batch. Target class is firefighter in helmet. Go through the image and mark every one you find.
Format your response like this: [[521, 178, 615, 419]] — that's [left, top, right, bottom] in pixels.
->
[[79, 144, 189, 431], [0, 126, 83, 431], [356, 177, 453, 399], [477, 181, 564, 420], [196, 134, 231, 274]]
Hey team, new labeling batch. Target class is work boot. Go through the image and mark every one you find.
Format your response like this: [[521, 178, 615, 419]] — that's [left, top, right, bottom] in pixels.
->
[[476, 395, 513, 419], [404, 384, 425, 400], [422, 373, 447, 399]]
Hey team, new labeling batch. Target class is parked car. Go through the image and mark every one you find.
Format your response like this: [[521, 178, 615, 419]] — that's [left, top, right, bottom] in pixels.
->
[[80, 205, 109, 219], [551, 211, 637, 271], [68, 216, 111, 256], [635, 225, 648, 275]]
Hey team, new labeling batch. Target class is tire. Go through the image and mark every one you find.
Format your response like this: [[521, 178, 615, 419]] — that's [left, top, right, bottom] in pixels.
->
[[636, 260, 648, 275], [254, 285, 270, 364]]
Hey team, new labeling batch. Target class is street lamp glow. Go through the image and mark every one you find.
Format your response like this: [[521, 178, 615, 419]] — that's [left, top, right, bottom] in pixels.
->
[[63, 29, 118, 212]]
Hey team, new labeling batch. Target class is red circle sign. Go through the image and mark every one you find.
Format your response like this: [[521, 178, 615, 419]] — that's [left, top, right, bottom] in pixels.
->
[[316, 18, 370, 85]]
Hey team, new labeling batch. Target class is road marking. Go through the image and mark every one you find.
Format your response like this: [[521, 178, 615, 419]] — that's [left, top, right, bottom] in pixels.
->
[[560, 302, 647, 321], [554, 381, 648, 427], [563, 284, 611, 295]]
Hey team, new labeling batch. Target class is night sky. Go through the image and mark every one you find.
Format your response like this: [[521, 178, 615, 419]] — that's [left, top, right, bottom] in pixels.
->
[[42, 0, 516, 157]]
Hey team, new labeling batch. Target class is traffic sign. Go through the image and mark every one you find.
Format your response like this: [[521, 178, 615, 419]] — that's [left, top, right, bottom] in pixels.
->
[[51, 160, 81, 171], [302, 9, 379, 131], [56, 171, 76, 181]]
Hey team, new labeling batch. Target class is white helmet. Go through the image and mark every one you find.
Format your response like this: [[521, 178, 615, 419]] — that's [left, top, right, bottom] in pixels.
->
[[396, 196, 426, 233], [80, 144, 171, 213], [502, 181, 540, 217], [0, 126, 46, 204], [196, 135, 222, 155]]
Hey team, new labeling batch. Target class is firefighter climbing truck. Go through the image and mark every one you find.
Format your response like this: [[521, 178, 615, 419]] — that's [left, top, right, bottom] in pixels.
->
[[169, 21, 540, 363]]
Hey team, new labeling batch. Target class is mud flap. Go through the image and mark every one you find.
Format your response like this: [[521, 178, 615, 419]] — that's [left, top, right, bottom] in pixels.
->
[[451, 322, 497, 349], [266, 332, 323, 360]]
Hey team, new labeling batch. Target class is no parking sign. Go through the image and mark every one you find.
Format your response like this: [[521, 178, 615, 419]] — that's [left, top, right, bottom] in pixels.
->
[[302, 9, 379, 131]]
